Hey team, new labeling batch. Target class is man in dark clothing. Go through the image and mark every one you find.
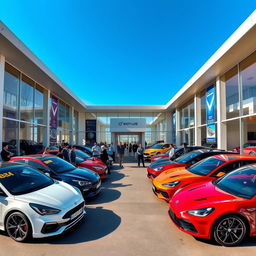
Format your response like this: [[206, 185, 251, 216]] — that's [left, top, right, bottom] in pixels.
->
[[1, 143, 12, 161], [100, 145, 111, 174], [117, 142, 125, 168], [132, 143, 138, 156], [137, 144, 145, 167], [62, 143, 71, 162], [70, 146, 76, 166]]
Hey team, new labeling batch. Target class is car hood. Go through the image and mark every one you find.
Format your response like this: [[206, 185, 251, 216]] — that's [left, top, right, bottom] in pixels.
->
[[15, 181, 83, 209], [171, 181, 240, 212], [79, 160, 105, 168], [154, 167, 200, 183], [61, 167, 99, 182]]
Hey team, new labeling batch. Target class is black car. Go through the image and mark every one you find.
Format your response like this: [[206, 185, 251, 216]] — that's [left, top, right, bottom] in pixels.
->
[[10, 155, 101, 199], [8, 139, 44, 155]]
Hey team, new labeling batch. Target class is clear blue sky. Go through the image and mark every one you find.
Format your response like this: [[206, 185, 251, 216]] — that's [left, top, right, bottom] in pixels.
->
[[0, 1, 255, 105]]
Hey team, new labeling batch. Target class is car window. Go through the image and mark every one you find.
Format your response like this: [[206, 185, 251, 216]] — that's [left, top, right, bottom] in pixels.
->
[[188, 153, 209, 165], [163, 144, 170, 149], [28, 160, 49, 171], [242, 160, 256, 165], [211, 161, 242, 177]]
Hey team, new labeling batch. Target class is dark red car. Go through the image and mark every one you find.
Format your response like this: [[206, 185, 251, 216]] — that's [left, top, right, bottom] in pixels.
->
[[169, 164, 256, 246]]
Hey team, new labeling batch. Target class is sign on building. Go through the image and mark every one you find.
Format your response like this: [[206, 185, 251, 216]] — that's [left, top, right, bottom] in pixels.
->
[[110, 118, 146, 132], [206, 85, 216, 143]]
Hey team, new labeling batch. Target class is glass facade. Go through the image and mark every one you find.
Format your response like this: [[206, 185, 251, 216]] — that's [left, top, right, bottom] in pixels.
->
[[3, 62, 78, 154], [85, 112, 170, 145]]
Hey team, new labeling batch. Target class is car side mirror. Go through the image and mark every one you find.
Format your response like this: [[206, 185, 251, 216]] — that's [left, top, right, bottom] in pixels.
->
[[216, 172, 226, 178]]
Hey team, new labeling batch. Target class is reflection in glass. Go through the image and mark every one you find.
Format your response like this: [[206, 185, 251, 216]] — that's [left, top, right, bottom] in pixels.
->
[[4, 64, 20, 119], [20, 75, 34, 122]]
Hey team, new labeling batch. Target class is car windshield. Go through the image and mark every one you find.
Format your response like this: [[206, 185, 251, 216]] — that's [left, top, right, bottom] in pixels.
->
[[0, 165, 53, 195], [188, 157, 225, 176], [215, 166, 256, 199], [42, 157, 76, 173], [175, 151, 202, 164], [75, 150, 90, 159], [151, 144, 163, 149]]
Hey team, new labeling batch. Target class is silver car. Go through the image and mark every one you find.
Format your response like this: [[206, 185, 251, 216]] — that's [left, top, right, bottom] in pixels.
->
[[0, 162, 85, 242]]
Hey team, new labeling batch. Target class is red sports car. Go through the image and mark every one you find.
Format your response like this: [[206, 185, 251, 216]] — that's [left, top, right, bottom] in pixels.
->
[[147, 149, 237, 180], [169, 164, 256, 246], [243, 146, 256, 156]]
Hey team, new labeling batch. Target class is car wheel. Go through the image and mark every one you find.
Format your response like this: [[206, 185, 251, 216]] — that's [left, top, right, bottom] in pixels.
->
[[6, 212, 32, 242], [213, 215, 247, 246], [249, 151, 256, 156]]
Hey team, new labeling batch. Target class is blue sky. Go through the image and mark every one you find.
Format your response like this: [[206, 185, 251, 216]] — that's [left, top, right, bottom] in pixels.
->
[[0, 1, 255, 105]]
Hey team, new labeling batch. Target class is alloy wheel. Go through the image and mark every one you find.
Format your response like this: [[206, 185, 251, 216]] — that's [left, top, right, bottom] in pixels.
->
[[214, 215, 246, 246]]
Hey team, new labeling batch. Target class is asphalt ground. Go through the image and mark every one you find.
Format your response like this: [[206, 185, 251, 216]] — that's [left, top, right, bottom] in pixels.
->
[[1, 157, 256, 256]]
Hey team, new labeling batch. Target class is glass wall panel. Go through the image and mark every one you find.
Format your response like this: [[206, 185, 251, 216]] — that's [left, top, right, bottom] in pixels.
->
[[20, 75, 34, 123], [201, 92, 206, 125], [226, 119, 240, 150], [189, 102, 194, 127], [240, 51, 256, 116], [4, 64, 20, 119], [222, 67, 239, 119], [34, 84, 45, 125], [34, 126, 44, 144]]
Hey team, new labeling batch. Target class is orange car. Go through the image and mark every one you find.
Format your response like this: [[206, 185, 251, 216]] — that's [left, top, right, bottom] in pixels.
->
[[144, 143, 172, 160], [152, 154, 256, 201]]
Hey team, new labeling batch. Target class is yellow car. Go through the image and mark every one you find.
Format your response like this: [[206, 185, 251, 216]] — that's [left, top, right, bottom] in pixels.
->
[[144, 143, 171, 160]]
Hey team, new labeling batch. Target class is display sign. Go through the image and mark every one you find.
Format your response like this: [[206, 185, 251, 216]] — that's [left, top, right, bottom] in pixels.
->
[[50, 96, 58, 144], [207, 124, 216, 143], [110, 118, 146, 132], [86, 120, 96, 145], [206, 85, 215, 124]]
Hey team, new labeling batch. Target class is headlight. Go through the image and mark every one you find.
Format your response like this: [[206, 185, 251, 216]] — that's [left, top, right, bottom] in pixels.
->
[[93, 166, 103, 171], [187, 207, 215, 217], [163, 181, 180, 187], [72, 179, 92, 186], [29, 203, 61, 215], [153, 166, 164, 171]]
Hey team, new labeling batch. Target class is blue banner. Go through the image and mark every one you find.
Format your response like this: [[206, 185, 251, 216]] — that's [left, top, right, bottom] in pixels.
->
[[206, 85, 215, 124]]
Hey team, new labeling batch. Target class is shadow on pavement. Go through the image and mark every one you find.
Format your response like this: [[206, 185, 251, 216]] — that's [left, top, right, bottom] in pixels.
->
[[87, 188, 122, 204], [30, 206, 121, 245]]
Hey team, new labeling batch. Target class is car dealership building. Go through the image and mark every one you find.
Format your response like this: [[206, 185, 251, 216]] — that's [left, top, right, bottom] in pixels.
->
[[0, 11, 256, 154]]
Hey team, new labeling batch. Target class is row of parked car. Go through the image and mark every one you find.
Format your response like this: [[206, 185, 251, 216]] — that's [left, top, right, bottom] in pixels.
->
[[0, 145, 111, 242], [146, 144, 256, 246]]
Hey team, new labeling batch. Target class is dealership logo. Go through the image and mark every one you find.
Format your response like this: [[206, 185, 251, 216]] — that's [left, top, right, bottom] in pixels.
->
[[118, 122, 138, 126], [206, 91, 215, 111]]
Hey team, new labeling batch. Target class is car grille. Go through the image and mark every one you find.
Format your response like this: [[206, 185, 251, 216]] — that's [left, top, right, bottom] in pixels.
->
[[62, 202, 85, 219], [152, 186, 169, 199], [169, 209, 198, 233]]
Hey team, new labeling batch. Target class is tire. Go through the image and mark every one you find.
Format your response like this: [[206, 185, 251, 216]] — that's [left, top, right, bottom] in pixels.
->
[[5, 212, 32, 242], [249, 151, 256, 156], [213, 215, 247, 246]]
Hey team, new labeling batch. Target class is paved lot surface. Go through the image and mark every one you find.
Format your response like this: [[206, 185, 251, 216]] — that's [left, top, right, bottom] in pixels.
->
[[1, 159, 256, 256]]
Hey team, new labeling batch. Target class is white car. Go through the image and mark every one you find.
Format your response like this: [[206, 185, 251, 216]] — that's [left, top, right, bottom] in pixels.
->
[[0, 162, 86, 242]]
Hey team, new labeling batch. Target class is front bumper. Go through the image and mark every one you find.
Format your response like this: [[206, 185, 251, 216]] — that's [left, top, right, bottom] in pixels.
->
[[32, 202, 86, 238], [168, 203, 213, 239], [83, 179, 102, 198], [152, 185, 170, 201]]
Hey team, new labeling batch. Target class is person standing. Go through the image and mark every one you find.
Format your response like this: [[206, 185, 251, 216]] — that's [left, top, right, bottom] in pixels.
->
[[117, 142, 125, 168], [110, 142, 116, 162], [92, 142, 100, 157], [129, 143, 132, 155], [168, 144, 175, 160], [1, 143, 13, 161], [62, 143, 71, 162], [101, 145, 111, 174], [133, 143, 138, 156], [70, 145, 77, 166], [137, 144, 145, 167]]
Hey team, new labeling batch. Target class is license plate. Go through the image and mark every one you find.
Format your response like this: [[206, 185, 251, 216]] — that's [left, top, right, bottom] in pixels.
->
[[96, 180, 101, 189], [71, 208, 83, 220]]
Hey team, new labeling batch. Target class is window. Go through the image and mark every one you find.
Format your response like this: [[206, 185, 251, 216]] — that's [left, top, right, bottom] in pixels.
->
[[4, 63, 20, 119], [222, 67, 239, 119], [28, 160, 48, 171], [20, 75, 34, 123], [240, 51, 256, 116], [35, 84, 45, 125], [201, 92, 206, 125], [211, 161, 241, 177]]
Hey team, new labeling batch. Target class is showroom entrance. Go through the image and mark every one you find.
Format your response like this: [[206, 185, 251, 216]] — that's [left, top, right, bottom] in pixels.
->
[[110, 118, 146, 147]]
